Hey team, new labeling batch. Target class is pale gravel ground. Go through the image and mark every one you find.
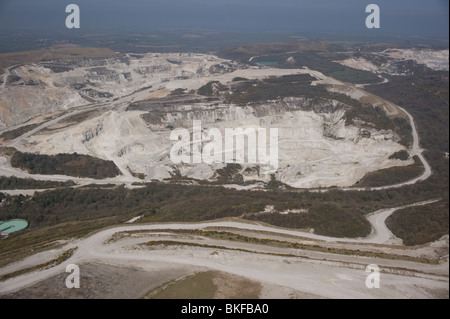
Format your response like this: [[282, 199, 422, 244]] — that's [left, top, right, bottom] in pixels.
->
[[2, 237, 446, 299], [384, 49, 449, 71], [0, 199, 447, 299]]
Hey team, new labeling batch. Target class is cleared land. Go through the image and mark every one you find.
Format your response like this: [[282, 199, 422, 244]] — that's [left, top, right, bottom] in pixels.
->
[[0, 211, 447, 299]]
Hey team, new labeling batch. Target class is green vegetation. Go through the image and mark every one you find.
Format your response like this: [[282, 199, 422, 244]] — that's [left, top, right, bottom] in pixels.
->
[[0, 180, 434, 247], [196, 81, 224, 96], [164, 164, 244, 186], [219, 42, 338, 63], [360, 62, 450, 246], [58, 110, 100, 126], [219, 74, 362, 108], [0, 124, 40, 141], [10, 150, 121, 179], [266, 174, 292, 190], [343, 105, 413, 148], [392, 117, 414, 148], [232, 77, 249, 82], [219, 42, 382, 85], [0, 176, 75, 190], [345, 104, 392, 129], [127, 167, 146, 180], [365, 70, 449, 152], [356, 156, 424, 188], [386, 200, 449, 246], [329, 69, 382, 84], [0, 147, 447, 267], [389, 150, 410, 161], [282, 53, 381, 85], [214, 163, 244, 185], [0, 247, 77, 282], [245, 203, 370, 238]]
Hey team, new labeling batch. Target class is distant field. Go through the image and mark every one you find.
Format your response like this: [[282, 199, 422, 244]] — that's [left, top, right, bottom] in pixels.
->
[[0, 47, 116, 75], [218, 41, 340, 62]]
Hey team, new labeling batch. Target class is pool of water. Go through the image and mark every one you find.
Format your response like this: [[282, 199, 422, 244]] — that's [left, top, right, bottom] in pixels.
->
[[256, 61, 278, 66], [0, 220, 28, 234]]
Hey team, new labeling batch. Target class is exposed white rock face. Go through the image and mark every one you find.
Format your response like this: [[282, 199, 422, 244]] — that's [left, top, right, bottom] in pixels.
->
[[0, 65, 86, 127], [21, 96, 409, 188], [285, 56, 297, 65], [384, 49, 449, 71], [0, 53, 246, 127], [2, 52, 412, 188], [335, 48, 449, 75]]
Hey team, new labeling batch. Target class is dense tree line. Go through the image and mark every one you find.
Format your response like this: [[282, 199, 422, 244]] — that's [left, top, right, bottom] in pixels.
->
[[246, 203, 370, 238], [0, 160, 447, 237], [357, 156, 424, 187], [386, 199, 449, 246], [10, 151, 121, 179], [0, 176, 75, 190]]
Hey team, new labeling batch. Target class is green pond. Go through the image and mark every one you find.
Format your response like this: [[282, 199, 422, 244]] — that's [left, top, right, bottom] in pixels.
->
[[0, 220, 28, 234], [256, 61, 278, 66]]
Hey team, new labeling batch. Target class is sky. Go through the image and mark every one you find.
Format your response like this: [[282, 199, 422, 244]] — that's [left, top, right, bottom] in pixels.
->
[[0, 0, 448, 38]]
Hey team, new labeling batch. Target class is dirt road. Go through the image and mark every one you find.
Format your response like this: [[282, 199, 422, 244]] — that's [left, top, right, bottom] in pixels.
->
[[0, 197, 447, 298]]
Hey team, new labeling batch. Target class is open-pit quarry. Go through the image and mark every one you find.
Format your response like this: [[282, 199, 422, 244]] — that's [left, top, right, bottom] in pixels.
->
[[0, 52, 422, 188], [0, 46, 448, 299]]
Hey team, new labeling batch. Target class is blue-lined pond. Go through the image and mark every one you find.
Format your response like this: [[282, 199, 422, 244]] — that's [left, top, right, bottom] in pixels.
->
[[0, 220, 28, 234]]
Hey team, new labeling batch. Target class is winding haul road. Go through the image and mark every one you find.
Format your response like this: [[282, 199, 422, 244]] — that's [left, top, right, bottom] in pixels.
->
[[0, 198, 446, 297]]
